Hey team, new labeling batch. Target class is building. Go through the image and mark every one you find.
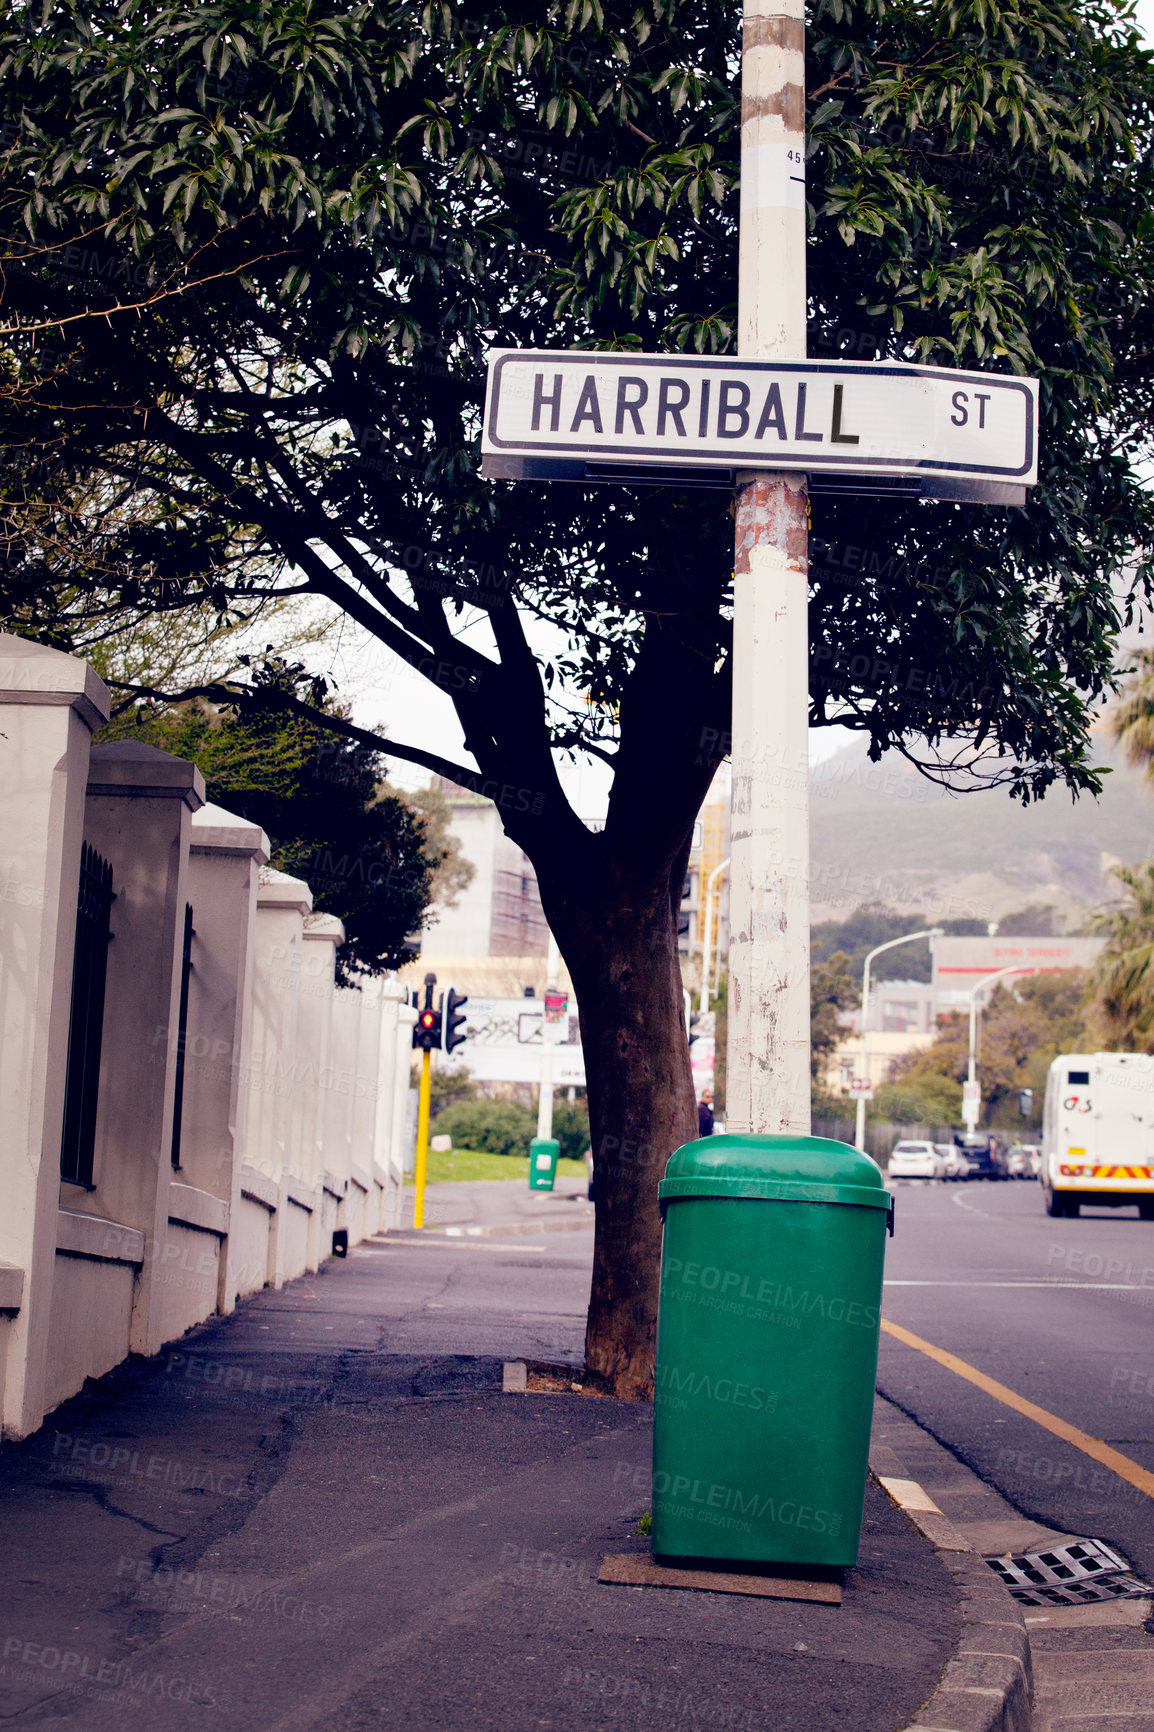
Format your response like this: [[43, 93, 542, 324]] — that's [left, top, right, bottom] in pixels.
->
[[826, 1031, 938, 1095], [417, 780, 548, 958], [843, 979, 937, 1037], [932, 935, 1104, 1012]]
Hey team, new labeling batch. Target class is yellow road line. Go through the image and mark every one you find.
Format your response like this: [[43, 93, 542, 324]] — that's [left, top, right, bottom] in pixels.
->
[[880, 1318, 1154, 1501]]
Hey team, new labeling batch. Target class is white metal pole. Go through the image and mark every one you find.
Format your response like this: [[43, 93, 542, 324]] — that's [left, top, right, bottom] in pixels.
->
[[536, 931, 560, 1141], [963, 964, 1036, 1133], [699, 856, 730, 1016], [851, 928, 942, 1151], [726, 0, 810, 1138]]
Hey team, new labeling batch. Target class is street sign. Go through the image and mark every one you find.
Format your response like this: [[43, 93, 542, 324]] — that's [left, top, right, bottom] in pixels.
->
[[481, 351, 1038, 503], [963, 1080, 981, 1107], [848, 1077, 874, 1101], [542, 987, 569, 1045]]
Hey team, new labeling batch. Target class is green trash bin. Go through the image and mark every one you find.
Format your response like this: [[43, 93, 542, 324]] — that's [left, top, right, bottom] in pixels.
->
[[652, 1134, 892, 1569], [529, 1137, 560, 1192]]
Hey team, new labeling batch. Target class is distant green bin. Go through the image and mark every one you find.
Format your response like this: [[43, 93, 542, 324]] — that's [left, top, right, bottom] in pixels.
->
[[652, 1135, 891, 1569], [529, 1137, 560, 1192]]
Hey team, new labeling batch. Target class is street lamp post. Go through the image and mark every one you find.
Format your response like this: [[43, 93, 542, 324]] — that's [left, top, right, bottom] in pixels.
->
[[854, 928, 943, 1154], [963, 965, 1037, 1132]]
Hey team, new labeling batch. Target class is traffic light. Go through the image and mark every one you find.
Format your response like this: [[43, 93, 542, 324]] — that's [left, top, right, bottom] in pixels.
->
[[443, 986, 468, 1054], [412, 972, 441, 1050], [412, 1004, 442, 1050]]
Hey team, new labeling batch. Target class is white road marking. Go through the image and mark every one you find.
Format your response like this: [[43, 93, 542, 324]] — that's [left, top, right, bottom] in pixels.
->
[[950, 1191, 989, 1216], [884, 1280, 1151, 1290]]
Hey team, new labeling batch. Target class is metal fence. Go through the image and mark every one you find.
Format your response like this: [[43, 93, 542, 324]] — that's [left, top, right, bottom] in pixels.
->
[[59, 844, 114, 1186], [813, 1116, 956, 1172]]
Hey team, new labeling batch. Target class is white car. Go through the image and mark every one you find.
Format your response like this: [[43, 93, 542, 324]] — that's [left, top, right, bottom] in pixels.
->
[[936, 1143, 967, 1181], [888, 1140, 942, 1180]]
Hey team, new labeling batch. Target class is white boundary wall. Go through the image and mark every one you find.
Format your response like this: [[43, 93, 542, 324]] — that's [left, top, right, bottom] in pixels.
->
[[0, 634, 413, 1439]]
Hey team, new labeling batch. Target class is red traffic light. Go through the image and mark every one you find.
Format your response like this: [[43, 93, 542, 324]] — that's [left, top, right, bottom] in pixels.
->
[[420, 1010, 437, 1029]]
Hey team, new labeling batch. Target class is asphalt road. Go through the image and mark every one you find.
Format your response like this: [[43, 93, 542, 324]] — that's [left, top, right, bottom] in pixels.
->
[[877, 1177, 1154, 1581]]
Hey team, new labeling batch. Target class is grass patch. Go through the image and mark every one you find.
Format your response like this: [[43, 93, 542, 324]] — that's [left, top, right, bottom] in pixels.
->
[[411, 1147, 589, 1185]]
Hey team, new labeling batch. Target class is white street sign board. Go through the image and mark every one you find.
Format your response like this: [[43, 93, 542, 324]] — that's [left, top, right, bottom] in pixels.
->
[[962, 1080, 981, 1107], [481, 351, 1038, 498], [848, 1077, 874, 1101], [438, 996, 585, 1086]]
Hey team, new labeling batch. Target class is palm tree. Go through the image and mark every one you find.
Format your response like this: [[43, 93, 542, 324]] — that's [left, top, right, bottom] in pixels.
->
[[1109, 650, 1154, 773], [1087, 861, 1154, 1052]]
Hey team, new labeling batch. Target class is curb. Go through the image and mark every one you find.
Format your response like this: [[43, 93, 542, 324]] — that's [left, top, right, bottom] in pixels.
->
[[391, 1213, 594, 1240], [870, 1450, 1033, 1732]]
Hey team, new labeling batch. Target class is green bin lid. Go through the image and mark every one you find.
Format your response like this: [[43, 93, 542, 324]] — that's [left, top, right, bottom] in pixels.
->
[[659, 1134, 889, 1210]]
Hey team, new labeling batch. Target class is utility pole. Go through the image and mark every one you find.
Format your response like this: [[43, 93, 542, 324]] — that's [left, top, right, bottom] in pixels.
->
[[726, 0, 811, 1138]]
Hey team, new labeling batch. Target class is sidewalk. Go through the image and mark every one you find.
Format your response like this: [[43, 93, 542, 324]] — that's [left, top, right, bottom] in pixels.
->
[[397, 1173, 595, 1235], [0, 1230, 988, 1731]]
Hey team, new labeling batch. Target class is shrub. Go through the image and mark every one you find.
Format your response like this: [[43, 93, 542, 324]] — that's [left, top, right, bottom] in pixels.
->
[[429, 1099, 536, 1158], [552, 1098, 591, 1162]]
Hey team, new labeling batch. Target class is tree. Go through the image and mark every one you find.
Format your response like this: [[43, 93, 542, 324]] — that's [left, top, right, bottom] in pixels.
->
[[996, 903, 1058, 938], [1086, 861, 1154, 1051], [3, 0, 1154, 1393], [1108, 649, 1154, 777], [811, 948, 857, 1077], [104, 678, 446, 982], [811, 903, 985, 985], [394, 780, 475, 913]]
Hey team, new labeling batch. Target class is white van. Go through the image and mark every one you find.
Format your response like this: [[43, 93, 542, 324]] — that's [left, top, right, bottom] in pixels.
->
[[1041, 1053, 1154, 1219]]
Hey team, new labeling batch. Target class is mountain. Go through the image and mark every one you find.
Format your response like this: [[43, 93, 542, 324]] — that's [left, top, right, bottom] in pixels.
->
[[809, 730, 1154, 929]]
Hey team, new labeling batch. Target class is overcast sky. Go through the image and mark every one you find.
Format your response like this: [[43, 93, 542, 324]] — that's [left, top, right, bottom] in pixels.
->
[[309, 4, 1154, 816]]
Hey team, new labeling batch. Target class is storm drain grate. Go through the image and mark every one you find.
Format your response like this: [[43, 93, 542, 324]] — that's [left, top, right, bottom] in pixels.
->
[[984, 1538, 1154, 1606]]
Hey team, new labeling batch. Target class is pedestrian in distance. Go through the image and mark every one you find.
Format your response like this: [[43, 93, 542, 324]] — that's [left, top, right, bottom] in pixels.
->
[[697, 1088, 714, 1138]]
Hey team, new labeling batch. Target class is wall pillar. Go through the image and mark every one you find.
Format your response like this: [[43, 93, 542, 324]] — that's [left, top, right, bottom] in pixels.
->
[[347, 980, 384, 1245], [321, 984, 359, 1249], [385, 1002, 418, 1230], [243, 869, 311, 1291], [74, 742, 205, 1362], [371, 980, 407, 1234], [184, 803, 269, 1318], [292, 914, 343, 1274], [0, 635, 109, 1438]]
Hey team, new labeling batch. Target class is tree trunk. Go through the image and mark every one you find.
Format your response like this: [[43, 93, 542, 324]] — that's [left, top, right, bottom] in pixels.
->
[[549, 858, 698, 1398]]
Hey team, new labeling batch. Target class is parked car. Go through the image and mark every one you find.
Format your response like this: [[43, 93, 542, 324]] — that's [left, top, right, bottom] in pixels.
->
[[954, 1132, 1007, 1179], [1004, 1143, 1036, 1180], [936, 1143, 967, 1181], [888, 1140, 942, 1180]]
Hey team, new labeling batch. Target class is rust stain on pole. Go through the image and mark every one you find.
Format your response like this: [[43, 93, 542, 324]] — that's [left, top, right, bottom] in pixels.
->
[[743, 15, 804, 51], [740, 86, 805, 129], [734, 475, 809, 576]]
